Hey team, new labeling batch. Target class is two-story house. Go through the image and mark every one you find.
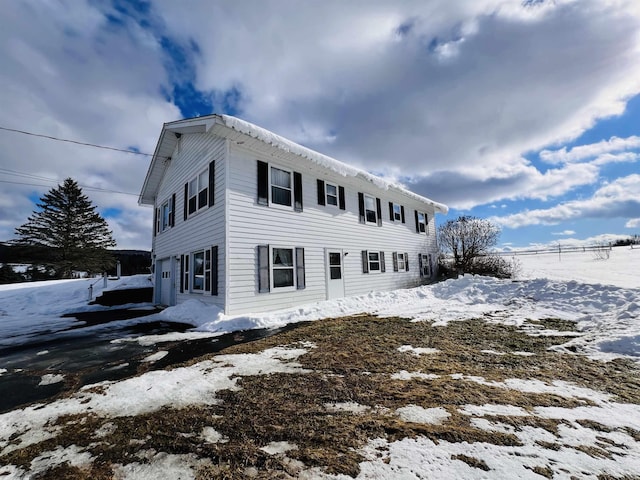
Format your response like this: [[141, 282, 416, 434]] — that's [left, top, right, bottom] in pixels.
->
[[139, 115, 448, 315]]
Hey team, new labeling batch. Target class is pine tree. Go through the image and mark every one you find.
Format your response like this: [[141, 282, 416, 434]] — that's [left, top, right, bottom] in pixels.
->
[[14, 178, 116, 278]]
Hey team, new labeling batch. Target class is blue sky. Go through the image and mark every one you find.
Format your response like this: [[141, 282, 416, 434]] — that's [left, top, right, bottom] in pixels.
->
[[0, 0, 639, 250]]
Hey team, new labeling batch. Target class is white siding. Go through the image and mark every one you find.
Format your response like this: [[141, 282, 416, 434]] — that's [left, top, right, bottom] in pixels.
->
[[225, 143, 439, 315], [152, 133, 227, 308]]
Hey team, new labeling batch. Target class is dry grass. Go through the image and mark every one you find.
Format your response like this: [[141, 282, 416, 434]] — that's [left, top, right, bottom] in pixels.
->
[[2, 315, 639, 479]]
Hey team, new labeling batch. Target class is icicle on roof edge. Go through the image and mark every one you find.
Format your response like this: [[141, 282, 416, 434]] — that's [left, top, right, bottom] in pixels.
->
[[220, 115, 448, 214]]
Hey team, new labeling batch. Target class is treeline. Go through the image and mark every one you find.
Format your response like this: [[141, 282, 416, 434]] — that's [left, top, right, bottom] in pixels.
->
[[0, 244, 151, 284]]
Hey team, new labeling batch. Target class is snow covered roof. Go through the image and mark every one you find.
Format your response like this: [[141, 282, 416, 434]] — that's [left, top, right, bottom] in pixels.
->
[[139, 114, 448, 214]]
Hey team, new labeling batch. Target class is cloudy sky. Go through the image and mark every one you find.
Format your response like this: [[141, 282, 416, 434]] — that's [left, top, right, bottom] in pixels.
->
[[1, 0, 639, 251]]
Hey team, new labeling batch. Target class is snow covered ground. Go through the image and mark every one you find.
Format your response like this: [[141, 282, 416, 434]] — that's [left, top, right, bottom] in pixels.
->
[[1, 247, 639, 478]]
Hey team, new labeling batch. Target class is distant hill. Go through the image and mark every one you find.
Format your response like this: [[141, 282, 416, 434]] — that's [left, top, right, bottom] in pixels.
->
[[0, 243, 151, 277]]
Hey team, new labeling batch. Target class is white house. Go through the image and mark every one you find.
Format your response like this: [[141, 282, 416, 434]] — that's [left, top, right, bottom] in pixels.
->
[[139, 115, 448, 315]]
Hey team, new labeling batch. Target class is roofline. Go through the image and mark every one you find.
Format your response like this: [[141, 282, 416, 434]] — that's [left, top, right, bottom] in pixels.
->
[[139, 114, 448, 214]]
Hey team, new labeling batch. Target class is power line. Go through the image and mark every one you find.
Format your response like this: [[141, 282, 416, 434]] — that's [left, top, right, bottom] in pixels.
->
[[0, 125, 168, 159], [0, 175, 139, 197]]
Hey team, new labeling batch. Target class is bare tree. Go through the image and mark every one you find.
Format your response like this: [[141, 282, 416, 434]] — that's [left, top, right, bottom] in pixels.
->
[[438, 216, 501, 273]]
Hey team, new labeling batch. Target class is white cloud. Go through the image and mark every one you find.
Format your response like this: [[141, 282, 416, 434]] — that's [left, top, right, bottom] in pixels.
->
[[0, 0, 179, 248], [156, 0, 640, 178], [626, 218, 640, 228], [491, 174, 640, 228], [552, 230, 576, 236], [540, 136, 640, 164]]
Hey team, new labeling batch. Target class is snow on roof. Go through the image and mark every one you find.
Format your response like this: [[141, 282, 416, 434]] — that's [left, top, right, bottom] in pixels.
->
[[219, 115, 448, 214]]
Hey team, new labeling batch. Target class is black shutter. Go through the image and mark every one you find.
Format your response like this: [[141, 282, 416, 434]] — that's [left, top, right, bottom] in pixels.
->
[[418, 254, 424, 278], [415, 210, 420, 233], [338, 186, 346, 210], [358, 193, 365, 224], [258, 245, 270, 293], [389, 202, 394, 221], [170, 193, 176, 227], [380, 251, 386, 272], [183, 183, 188, 221], [393, 252, 398, 272], [257, 160, 269, 205], [405, 252, 409, 271], [184, 254, 189, 291], [153, 208, 158, 236], [208, 160, 215, 207], [317, 179, 326, 206], [376, 198, 382, 227], [179, 254, 184, 293], [361, 250, 369, 273], [401, 206, 406, 223], [294, 172, 303, 212], [211, 246, 218, 296], [296, 247, 305, 290]]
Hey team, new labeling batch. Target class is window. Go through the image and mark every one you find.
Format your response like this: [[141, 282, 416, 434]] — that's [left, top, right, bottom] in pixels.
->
[[272, 247, 294, 288], [329, 252, 342, 279], [393, 252, 408, 272], [361, 250, 386, 273], [192, 251, 205, 291], [180, 247, 218, 295], [364, 195, 377, 223], [258, 245, 306, 292], [419, 253, 431, 278], [389, 202, 405, 223], [326, 183, 338, 206], [415, 210, 428, 234], [271, 167, 292, 206], [160, 196, 174, 232], [317, 180, 346, 210], [183, 161, 215, 220], [358, 193, 382, 226], [257, 161, 303, 211]]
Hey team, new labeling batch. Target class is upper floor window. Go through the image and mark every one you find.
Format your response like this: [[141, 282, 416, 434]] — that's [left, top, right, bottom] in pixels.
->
[[271, 167, 292, 206], [358, 193, 382, 226], [257, 161, 303, 212], [364, 195, 377, 223], [161, 197, 173, 232], [389, 202, 405, 223], [189, 170, 208, 215], [184, 161, 215, 221], [415, 210, 428, 234], [317, 180, 346, 210]]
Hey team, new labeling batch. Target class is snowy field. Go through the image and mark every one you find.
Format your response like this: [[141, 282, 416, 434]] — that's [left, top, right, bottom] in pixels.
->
[[0, 246, 639, 478]]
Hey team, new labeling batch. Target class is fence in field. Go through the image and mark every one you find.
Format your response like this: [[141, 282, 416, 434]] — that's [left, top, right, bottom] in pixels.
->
[[491, 244, 615, 257]]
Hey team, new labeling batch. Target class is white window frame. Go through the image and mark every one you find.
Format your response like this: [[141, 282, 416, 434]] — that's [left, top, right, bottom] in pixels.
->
[[269, 166, 293, 208], [368, 251, 382, 273], [325, 182, 339, 207], [188, 168, 208, 216], [270, 246, 297, 291], [397, 252, 407, 272], [161, 197, 172, 232], [420, 253, 430, 277], [392, 203, 402, 221], [364, 194, 377, 224], [417, 211, 427, 233], [191, 250, 205, 293]]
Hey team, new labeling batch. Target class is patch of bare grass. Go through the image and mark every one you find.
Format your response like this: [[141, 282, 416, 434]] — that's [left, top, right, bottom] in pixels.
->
[[2, 315, 639, 479]]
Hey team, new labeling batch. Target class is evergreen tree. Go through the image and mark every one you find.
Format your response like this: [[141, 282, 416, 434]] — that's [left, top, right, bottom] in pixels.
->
[[14, 178, 116, 277]]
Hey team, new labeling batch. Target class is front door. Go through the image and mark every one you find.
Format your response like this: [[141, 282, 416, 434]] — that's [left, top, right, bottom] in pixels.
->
[[326, 250, 345, 299], [160, 258, 172, 305]]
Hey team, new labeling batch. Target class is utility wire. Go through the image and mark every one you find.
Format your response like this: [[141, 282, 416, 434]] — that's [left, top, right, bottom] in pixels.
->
[[0, 173, 140, 196], [0, 125, 157, 158]]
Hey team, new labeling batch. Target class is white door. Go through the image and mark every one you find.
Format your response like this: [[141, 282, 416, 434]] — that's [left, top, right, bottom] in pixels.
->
[[326, 250, 345, 299], [160, 259, 172, 305]]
